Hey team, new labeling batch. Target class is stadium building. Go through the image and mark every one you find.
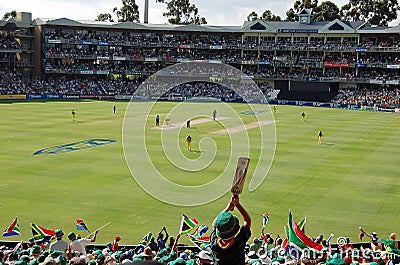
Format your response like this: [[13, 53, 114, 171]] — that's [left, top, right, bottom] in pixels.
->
[[0, 10, 399, 103]]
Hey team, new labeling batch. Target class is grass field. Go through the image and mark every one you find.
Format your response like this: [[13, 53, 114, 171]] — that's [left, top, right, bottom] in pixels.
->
[[1, 100, 400, 245]]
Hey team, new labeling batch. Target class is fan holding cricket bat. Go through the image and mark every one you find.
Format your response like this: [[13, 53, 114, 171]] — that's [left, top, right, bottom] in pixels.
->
[[231, 157, 250, 196], [210, 157, 252, 264]]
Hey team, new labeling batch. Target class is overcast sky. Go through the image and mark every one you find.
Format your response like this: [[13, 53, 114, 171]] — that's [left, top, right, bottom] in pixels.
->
[[0, 0, 399, 26]]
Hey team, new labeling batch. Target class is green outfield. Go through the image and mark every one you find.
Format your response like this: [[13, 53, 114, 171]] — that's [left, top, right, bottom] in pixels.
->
[[1, 100, 400, 245]]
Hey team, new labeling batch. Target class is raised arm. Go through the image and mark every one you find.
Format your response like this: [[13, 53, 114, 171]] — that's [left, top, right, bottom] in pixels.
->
[[212, 197, 235, 226], [90, 230, 99, 242], [172, 233, 181, 253], [232, 195, 251, 228]]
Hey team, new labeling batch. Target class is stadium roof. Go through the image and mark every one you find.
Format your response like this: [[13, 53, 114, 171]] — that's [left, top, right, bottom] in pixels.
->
[[31, 17, 398, 34], [33, 17, 242, 33], [0, 17, 33, 30]]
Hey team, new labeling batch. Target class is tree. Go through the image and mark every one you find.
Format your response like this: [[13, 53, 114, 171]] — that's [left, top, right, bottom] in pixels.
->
[[247, 10, 281, 21], [247, 11, 258, 21], [340, 0, 400, 26], [3, 10, 17, 20], [156, 0, 207, 25], [260, 10, 281, 21], [285, 0, 318, 21], [285, 8, 297, 21], [113, 0, 140, 22], [293, 0, 318, 12], [313, 1, 340, 21], [95, 13, 114, 22]]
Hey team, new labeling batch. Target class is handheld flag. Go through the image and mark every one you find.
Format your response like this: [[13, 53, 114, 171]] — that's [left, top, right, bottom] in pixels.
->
[[138, 232, 153, 246], [179, 214, 198, 234], [298, 217, 306, 232], [286, 210, 322, 258], [189, 225, 208, 239], [188, 235, 211, 249], [187, 225, 209, 249], [31, 223, 55, 244], [262, 213, 269, 227], [3, 217, 20, 237], [76, 220, 89, 232]]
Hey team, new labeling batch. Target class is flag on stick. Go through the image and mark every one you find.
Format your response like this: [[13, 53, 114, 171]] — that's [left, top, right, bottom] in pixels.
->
[[13, 242, 22, 253], [179, 214, 198, 234], [298, 217, 306, 232], [76, 220, 89, 232], [188, 225, 208, 239], [31, 223, 55, 244], [3, 217, 20, 237], [138, 232, 153, 246], [286, 210, 322, 258], [188, 235, 211, 249]]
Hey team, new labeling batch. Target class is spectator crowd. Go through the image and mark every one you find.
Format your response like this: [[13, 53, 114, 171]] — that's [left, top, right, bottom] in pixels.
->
[[0, 66, 399, 108], [0, 219, 399, 265]]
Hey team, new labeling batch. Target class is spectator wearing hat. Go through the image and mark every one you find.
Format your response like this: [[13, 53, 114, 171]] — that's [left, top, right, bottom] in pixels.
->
[[24, 238, 35, 253], [111, 236, 121, 252], [140, 247, 154, 261], [68, 257, 85, 265], [185, 251, 197, 265], [103, 256, 117, 265], [50, 230, 69, 256], [19, 255, 31, 264], [210, 194, 252, 265], [364, 231, 381, 251], [67, 230, 98, 262], [168, 252, 187, 265], [30, 245, 42, 260], [198, 250, 213, 265], [41, 257, 56, 265], [249, 238, 262, 252], [105, 242, 113, 254]]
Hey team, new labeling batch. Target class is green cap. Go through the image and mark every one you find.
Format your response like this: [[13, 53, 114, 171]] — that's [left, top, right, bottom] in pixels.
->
[[55, 229, 64, 237], [31, 245, 41, 255], [67, 232, 76, 240], [215, 212, 240, 239]]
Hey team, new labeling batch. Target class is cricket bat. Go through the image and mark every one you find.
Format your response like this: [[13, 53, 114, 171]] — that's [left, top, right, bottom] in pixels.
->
[[231, 157, 250, 195]]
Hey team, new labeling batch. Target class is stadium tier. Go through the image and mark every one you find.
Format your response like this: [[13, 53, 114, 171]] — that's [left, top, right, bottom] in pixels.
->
[[0, 11, 399, 107]]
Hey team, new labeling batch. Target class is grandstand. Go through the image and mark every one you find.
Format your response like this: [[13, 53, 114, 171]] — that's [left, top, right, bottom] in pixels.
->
[[0, 10, 399, 106]]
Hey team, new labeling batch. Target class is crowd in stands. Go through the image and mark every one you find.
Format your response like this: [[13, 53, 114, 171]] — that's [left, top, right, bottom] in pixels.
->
[[40, 52, 400, 82], [41, 30, 400, 52], [0, 34, 21, 50], [1, 67, 400, 107], [0, 219, 399, 265], [43, 46, 400, 67], [332, 86, 400, 108], [0, 194, 399, 265], [11, 30, 397, 89], [0, 70, 141, 95], [0, 68, 268, 99]]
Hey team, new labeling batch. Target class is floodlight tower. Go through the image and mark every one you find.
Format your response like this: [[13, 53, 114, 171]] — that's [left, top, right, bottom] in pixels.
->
[[144, 0, 149, 23]]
